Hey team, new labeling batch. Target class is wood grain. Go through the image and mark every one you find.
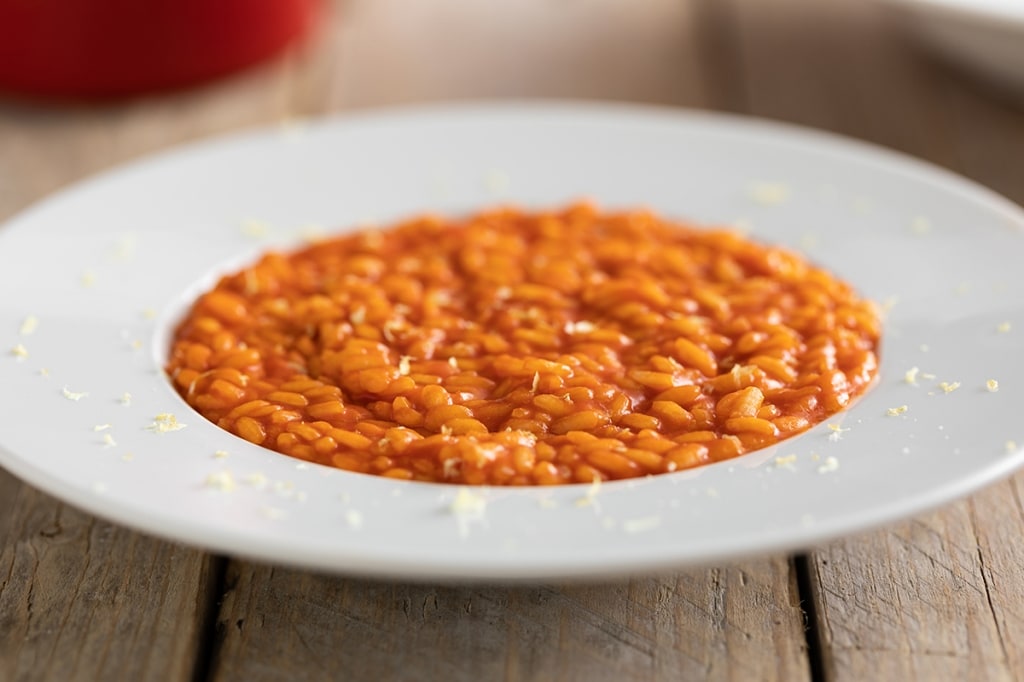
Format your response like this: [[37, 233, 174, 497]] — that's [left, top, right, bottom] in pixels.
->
[[209, 559, 809, 682], [720, 1, 1024, 680], [809, 505, 1016, 680], [0, 16, 310, 682], [0, 473, 221, 682]]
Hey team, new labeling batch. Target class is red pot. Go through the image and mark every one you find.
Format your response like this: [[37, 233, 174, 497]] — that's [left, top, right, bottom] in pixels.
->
[[0, 0, 321, 98]]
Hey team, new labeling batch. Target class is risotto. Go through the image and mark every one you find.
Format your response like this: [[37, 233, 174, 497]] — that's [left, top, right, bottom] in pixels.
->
[[166, 203, 881, 485]]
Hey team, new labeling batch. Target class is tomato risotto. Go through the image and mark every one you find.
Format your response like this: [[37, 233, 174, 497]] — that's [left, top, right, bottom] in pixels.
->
[[166, 204, 880, 485]]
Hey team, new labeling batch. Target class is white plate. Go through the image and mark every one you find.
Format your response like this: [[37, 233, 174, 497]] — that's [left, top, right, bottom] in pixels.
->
[[883, 0, 1024, 94], [2, 102, 1024, 581]]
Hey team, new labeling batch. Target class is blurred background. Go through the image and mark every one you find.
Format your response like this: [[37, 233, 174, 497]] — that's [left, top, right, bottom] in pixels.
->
[[1, 0, 1023, 215]]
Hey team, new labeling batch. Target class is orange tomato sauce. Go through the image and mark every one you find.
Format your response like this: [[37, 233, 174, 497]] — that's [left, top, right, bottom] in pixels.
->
[[166, 203, 881, 485]]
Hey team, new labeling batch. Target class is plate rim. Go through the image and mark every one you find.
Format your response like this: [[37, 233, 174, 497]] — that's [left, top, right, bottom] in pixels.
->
[[2, 99, 1024, 580]]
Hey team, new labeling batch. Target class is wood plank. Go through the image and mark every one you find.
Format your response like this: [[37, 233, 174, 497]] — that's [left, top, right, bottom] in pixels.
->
[[808, 504, 1015, 680], [722, 0, 960, 165], [0, 17, 320, 682], [209, 558, 808, 682], [207, 3, 811, 681], [0, 471, 222, 682], [721, 0, 1024, 679], [328, 0, 708, 110]]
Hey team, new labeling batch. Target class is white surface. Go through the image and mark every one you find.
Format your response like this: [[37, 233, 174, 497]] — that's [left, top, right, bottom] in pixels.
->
[[1, 102, 1024, 581], [884, 0, 1024, 92]]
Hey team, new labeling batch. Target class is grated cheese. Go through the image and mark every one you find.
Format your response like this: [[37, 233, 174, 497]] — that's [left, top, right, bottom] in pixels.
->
[[938, 381, 960, 394], [241, 219, 271, 238], [213, 450, 230, 459], [19, 315, 38, 335], [575, 477, 602, 507], [749, 182, 790, 206], [344, 510, 364, 529], [774, 454, 798, 469], [81, 270, 96, 287], [827, 423, 850, 442], [484, 169, 512, 195], [260, 507, 287, 520], [62, 386, 88, 401], [442, 458, 462, 479], [997, 321, 1012, 334], [102, 433, 117, 448], [147, 413, 186, 432], [11, 343, 28, 359], [204, 471, 236, 492], [120, 392, 132, 406], [564, 320, 596, 335], [622, 516, 662, 534], [112, 234, 137, 261], [904, 367, 920, 385], [817, 456, 840, 474], [450, 487, 487, 514], [398, 355, 412, 376], [886, 405, 908, 417], [798, 232, 818, 250], [910, 216, 931, 235], [244, 472, 268, 489], [986, 379, 1000, 393]]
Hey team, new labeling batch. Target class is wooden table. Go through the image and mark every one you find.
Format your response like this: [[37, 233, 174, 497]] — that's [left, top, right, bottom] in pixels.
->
[[2, 1, 1024, 679]]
